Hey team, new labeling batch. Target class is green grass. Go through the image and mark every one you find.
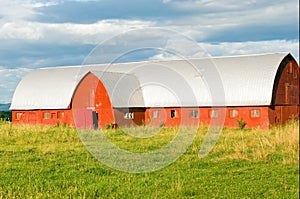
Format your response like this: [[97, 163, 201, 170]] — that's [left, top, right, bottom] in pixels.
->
[[0, 121, 299, 198]]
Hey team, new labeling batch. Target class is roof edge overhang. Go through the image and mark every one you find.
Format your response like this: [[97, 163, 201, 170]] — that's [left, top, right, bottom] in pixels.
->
[[271, 53, 298, 105]]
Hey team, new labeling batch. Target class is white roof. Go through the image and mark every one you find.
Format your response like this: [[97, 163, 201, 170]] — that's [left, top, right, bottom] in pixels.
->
[[10, 53, 292, 110], [10, 66, 85, 110], [92, 71, 145, 107]]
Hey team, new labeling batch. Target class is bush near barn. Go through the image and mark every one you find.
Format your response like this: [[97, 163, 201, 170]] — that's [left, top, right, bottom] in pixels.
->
[[0, 111, 11, 121]]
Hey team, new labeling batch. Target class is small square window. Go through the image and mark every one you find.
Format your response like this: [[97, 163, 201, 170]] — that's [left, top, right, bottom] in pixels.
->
[[210, 110, 218, 118], [230, 109, 238, 118], [124, 112, 134, 119], [170, 110, 177, 118], [51, 113, 56, 119], [57, 111, 64, 119], [251, 110, 260, 118], [16, 112, 23, 120], [43, 112, 50, 119], [153, 110, 159, 118], [191, 110, 199, 118]]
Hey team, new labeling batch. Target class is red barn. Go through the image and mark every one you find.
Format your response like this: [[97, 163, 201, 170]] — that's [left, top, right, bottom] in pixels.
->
[[10, 53, 299, 129]]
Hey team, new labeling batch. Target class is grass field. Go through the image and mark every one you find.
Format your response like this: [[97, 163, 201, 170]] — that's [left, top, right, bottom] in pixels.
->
[[0, 120, 299, 198]]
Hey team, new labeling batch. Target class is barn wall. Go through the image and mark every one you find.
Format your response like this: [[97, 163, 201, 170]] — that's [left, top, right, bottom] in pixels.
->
[[145, 107, 270, 129], [94, 75, 115, 128], [273, 59, 299, 105], [72, 72, 114, 128], [12, 106, 271, 129], [12, 109, 74, 126], [269, 58, 299, 126], [145, 108, 199, 127], [113, 108, 146, 127], [224, 107, 269, 129], [268, 106, 299, 126]]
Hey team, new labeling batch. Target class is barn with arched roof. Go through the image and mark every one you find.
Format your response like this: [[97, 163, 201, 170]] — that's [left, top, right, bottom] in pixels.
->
[[10, 52, 299, 129]]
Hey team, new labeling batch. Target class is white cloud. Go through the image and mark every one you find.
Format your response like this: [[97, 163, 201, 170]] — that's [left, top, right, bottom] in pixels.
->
[[0, 67, 32, 103], [147, 39, 299, 63], [0, 0, 298, 104], [165, 0, 298, 36], [0, 0, 57, 23], [0, 19, 155, 44], [162, 0, 172, 3], [200, 40, 299, 62]]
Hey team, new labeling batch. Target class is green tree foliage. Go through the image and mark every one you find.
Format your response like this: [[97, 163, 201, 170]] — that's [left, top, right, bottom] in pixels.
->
[[0, 111, 12, 121]]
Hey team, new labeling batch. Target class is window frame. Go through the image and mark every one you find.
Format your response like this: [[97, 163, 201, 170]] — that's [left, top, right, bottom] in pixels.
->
[[210, 110, 218, 118], [229, 109, 238, 118], [170, 110, 178, 118], [16, 112, 23, 120], [250, 109, 260, 118], [152, 110, 159, 119], [43, 112, 50, 119], [57, 111, 64, 119], [191, 109, 199, 118], [124, 112, 134, 120]]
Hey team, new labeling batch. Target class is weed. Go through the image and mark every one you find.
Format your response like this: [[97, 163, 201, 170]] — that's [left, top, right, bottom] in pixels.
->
[[236, 118, 246, 129]]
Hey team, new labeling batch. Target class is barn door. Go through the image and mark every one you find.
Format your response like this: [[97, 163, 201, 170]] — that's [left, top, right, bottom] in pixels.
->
[[75, 109, 93, 129], [92, 111, 98, 129]]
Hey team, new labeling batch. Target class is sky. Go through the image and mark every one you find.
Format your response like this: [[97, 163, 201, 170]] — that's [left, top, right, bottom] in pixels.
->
[[0, 0, 299, 104]]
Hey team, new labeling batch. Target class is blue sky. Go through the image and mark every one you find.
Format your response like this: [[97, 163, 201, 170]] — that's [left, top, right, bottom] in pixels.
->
[[0, 0, 299, 104]]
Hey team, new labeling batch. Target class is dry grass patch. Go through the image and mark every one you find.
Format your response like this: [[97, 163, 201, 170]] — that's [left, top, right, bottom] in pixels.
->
[[213, 120, 299, 164]]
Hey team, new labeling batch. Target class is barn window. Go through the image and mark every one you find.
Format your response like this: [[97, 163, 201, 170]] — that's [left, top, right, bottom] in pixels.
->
[[51, 113, 56, 119], [16, 112, 23, 120], [210, 110, 218, 118], [153, 110, 159, 118], [43, 112, 50, 119], [170, 110, 177, 118], [230, 109, 238, 118], [124, 112, 134, 119], [251, 110, 260, 118], [191, 110, 199, 118], [57, 111, 64, 119]]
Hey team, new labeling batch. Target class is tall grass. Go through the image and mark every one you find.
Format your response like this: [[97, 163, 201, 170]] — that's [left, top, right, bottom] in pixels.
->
[[209, 120, 299, 164], [0, 120, 298, 198]]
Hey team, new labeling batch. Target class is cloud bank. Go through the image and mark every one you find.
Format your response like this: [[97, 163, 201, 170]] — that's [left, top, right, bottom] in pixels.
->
[[0, 0, 298, 103]]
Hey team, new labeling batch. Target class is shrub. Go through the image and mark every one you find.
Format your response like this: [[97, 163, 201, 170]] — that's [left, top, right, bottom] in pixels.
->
[[236, 118, 246, 129], [0, 111, 11, 121], [105, 123, 117, 129]]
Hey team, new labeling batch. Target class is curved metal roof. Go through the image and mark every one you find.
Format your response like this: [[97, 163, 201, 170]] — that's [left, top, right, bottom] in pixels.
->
[[91, 71, 145, 107], [10, 52, 293, 110], [10, 66, 84, 110]]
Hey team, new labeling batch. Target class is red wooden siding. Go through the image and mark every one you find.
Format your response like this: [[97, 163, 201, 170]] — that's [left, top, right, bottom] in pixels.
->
[[114, 108, 146, 127], [94, 73, 115, 128], [145, 108, 199, 127], [12, 106, 272, 129], [273, 59, 299, 105], [145, 107, 270, 129], [12, 72, 115, 128], [72, 72, 114, 128], [12, 109, 73, 126], [269, 59, 299, 127]]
